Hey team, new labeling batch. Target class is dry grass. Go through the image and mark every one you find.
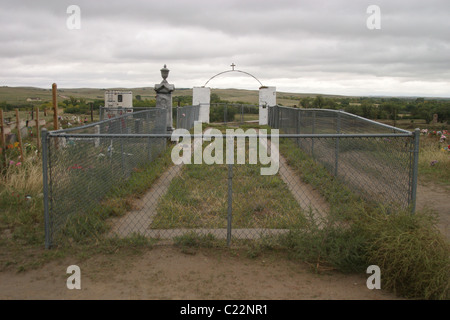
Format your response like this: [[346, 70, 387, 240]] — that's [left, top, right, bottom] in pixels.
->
[[279, 137, 450, 300], [2, 156, 43, 196], [418, 135, 450, 185]]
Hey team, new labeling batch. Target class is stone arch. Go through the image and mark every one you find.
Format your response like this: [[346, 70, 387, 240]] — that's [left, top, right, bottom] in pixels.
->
[[193, 65, 276, 125]]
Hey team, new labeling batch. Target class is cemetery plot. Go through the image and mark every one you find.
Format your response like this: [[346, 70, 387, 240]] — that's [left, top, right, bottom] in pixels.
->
[[110, 131, 335, 241]]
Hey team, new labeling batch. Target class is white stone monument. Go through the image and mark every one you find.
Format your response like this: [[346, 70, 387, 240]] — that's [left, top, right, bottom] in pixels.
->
[[193, 86, 211, 123], [154, 65, 175, 132], [259, 86, 276, 125]]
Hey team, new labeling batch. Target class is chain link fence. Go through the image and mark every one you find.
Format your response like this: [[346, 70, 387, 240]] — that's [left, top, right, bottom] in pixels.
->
[[100, 103, 259, 128], [42, 104, 419, 248], [209, 103, 259, 124], [99, 106, 155, 121], [268, 106, 419, 213], [175, 105, 200, 130], [42, 108, 168, 247]]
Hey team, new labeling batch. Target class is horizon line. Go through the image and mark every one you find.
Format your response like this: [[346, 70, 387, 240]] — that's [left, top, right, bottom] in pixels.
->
[[1, 85, 450, 99]]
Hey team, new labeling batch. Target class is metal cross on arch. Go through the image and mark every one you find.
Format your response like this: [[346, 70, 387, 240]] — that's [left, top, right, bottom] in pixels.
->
[[203, 64, 264, 88]]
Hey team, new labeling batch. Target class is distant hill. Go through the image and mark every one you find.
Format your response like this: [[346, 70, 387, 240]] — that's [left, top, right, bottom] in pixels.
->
[[1, 86, 447, 107], [0, 86, 351, 107]]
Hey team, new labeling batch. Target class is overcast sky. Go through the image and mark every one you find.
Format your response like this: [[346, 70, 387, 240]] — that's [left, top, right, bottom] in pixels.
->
[[1, 0, 449, 97]]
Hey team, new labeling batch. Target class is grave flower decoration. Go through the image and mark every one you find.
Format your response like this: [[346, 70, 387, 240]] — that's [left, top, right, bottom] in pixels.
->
[[440, 135, 447, 143], [68, 164, 83, 170]]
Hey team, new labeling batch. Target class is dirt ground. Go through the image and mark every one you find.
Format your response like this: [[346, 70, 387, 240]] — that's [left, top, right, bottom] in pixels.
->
[[416, 180, 450, 240], [0, 246, 400, 300], [0, 180, 447, 300]]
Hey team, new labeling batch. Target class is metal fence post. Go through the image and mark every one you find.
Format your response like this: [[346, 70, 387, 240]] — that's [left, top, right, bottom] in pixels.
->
[[119, 119, 125, 174], [41, 128, 51, 249], [224, 104, 228, 124], [311, 110, 315, 158], [335, 111, 341, 176], [240, 104, 244, 124], [279, 107, 283, 131], [274, 106, 278, 128], [227, 163, 233, 247], [296, 108, 300, 147], [410, 128, 420, 214]]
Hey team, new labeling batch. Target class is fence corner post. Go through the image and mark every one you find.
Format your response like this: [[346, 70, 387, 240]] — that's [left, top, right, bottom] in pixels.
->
[[41, 128, 52, 249], [410, 128, 420, 214]]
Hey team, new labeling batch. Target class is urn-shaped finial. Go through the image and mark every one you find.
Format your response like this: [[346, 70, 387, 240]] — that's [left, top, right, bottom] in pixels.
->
[[160, 64, 169, 82]]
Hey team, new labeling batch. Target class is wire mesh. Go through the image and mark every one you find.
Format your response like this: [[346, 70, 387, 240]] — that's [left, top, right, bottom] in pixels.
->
[[269, 106, 416, 212], [209, 103, 259, 124], [45, 109, 167, 246], [176, 105, 200, 130], [42, 105, 418, 248], [99, 107, 154, 121]]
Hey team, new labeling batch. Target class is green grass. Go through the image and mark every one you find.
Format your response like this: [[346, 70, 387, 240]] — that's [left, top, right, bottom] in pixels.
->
[[362, 209, 449, 299], [1, 118, 448, 299], [234, 113, 259, 122], [173, 232, 223, 254], [152, 134, 306, 229], [277, 137, 449, 300], [0, 143, 174, 271], [52, 142, 175, 245], [279, 138, 365, 219], [378, 120, 449, 186], [418, 135, 450, 186]]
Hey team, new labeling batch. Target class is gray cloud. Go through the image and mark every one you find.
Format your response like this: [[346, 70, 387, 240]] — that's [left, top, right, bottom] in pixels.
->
[[0, 0, 449, 96]]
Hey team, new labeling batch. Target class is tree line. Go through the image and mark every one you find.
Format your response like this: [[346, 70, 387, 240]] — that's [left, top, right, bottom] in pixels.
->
[[1, 94, 448, 124], [297, 96, 450, 124]]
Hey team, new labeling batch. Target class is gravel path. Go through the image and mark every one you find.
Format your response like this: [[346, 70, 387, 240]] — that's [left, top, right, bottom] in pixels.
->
[[111, 129, 331, 239]]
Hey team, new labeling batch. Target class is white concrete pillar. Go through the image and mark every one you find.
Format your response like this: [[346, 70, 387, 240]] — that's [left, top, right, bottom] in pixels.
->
[[193, 86, 211, 123], [259, 86, 276, 125]]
